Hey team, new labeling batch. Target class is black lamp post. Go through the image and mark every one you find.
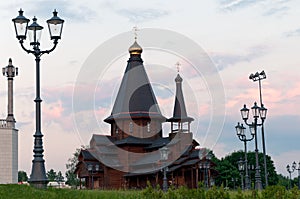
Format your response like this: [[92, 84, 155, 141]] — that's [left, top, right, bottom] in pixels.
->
[[159, 146, 169, 192], [235, 122, 255, 190], [294, 162, 300, 190], [249, 70, 268, 187], [231, 178, 238, 190], [199, 151, 211, 188], [286, 163, 295, 189], [240, 102, 267, 190], [237, 158, 245, 190], [12, 9, 64, 189], [87, 164, 100, 189]]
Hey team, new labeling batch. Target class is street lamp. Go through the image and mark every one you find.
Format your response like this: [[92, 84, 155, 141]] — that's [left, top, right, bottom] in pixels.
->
[[231, 178, 238, 190], [199, 151, 211, 188], [249, 70, 268, 187], [294, 161, 300, 190], [237, 158, 245, 190], [87, 164, 100, 189], [286, 163, 295, 189], [240, 102, 267, 190], [159, 146, 169, 192], [235, 122, 255, 189], [12, 9, 64, 189]]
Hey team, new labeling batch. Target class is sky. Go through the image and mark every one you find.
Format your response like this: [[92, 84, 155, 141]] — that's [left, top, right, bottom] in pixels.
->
[[0, 0, 300, 179]]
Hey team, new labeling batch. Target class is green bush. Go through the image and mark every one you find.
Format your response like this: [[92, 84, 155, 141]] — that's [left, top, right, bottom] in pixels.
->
[[1, 184, 300, 199]]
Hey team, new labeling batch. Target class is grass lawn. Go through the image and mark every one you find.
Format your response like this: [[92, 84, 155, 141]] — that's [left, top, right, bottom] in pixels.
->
[[0, 184, 299, 199]]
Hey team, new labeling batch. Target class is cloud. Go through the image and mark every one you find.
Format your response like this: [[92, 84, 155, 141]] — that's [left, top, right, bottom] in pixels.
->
[[211, 45, 269, 71], [272, 150, 300, 176], [6, 0, 98, 23], [118, 9, 169, 23], [220, 0, 257, 11], [284, 28, 300, 38], [263, 6, 289, 16], [219, 0, 290, 18], [43, 100, 64, 121]]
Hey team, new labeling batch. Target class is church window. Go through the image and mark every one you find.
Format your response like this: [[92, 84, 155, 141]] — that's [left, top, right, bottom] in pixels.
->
[[147, 122, 150, 133], [129, 122, 133, 133]]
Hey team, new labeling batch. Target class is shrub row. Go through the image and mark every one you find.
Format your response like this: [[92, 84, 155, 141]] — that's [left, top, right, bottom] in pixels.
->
[[0, 184, 299, 199]]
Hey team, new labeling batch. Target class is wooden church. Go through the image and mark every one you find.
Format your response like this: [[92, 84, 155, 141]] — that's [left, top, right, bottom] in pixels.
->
[[74, 39, 217, 189]]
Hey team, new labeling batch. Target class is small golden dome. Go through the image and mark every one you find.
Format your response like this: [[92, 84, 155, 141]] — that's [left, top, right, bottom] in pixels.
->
[[128, 40, 143, 55]]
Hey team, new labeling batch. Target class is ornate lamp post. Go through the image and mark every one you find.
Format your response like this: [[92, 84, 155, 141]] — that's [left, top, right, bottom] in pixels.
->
[[231, 178, 238, 190], [293, 162, 300, 189], [12, 9, 64, 189], [249, 70, 268, 187], [286, 163, 295, 189], [237, 158, 245, 190], [240, 102, 267, 190], [294, 162, 300, 190], [159, 146, 169, 192], [199, 151, 211, 188], [235, 122, 255, 189]]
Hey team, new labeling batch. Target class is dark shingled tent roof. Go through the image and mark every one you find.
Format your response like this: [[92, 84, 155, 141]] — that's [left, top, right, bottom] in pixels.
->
[[104, 41, 166, 123], [167, 74, 194, 122]]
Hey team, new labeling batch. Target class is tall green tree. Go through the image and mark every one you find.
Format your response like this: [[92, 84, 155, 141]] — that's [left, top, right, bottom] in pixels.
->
[[65, 146, 88, 187], [214, 150, 278, 188], [277, 174, 289, 188], [47, 169, 57, 181], [18, 171, 28, 182], [214, 158, 240, 188]]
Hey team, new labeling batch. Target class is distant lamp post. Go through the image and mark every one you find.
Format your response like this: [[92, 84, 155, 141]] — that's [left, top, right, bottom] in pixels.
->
[[159, 146, 169, 192], [294, 162, 300, 190], [249, 70, 268, 187], [231, 178, 238, 189], [235, 122, 255, 189], [286, 163, 295, 189], [199, 151, 211, 188], [237, 158, 245, 190], [12, 9, 64, 189], [247, 164, 255, 188], [240, 102, 267, 190], [87, 164, 100, 189]]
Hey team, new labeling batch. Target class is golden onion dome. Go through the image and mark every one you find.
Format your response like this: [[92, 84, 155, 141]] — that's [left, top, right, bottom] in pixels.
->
[[128, 40, 143, 55]]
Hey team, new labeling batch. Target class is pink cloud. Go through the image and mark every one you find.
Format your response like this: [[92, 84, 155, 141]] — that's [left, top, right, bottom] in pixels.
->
[[43, 100, 64, 119], [226, 77, 300, 117]]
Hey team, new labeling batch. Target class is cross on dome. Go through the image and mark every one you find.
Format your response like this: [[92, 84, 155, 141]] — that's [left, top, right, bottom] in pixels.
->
[[132, 26, 139, 41], [175, 61, 181, 73]]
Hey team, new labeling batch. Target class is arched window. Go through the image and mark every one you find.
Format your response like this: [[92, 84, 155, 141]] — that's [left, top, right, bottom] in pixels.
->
[[147, 122, 150, 133], [129, 122, 133, 133]]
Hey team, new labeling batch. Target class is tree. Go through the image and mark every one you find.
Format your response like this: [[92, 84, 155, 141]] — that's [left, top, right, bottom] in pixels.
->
[[18, 171, 28, 182], [277, 174, 289, 188], [214, 150, 278, 188], [214, 158, 240, 188], [56, 171, 64, 182], [47, 169, 57, 181], [65, 145, 88, 187]]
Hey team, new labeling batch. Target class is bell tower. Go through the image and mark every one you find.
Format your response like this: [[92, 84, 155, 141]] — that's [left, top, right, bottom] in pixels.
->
[[167, 69, 194, 137], [0, 58, 19, 184]]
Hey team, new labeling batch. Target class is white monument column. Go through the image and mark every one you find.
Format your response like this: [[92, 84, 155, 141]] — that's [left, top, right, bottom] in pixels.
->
[[0, 58, 18, 184]]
